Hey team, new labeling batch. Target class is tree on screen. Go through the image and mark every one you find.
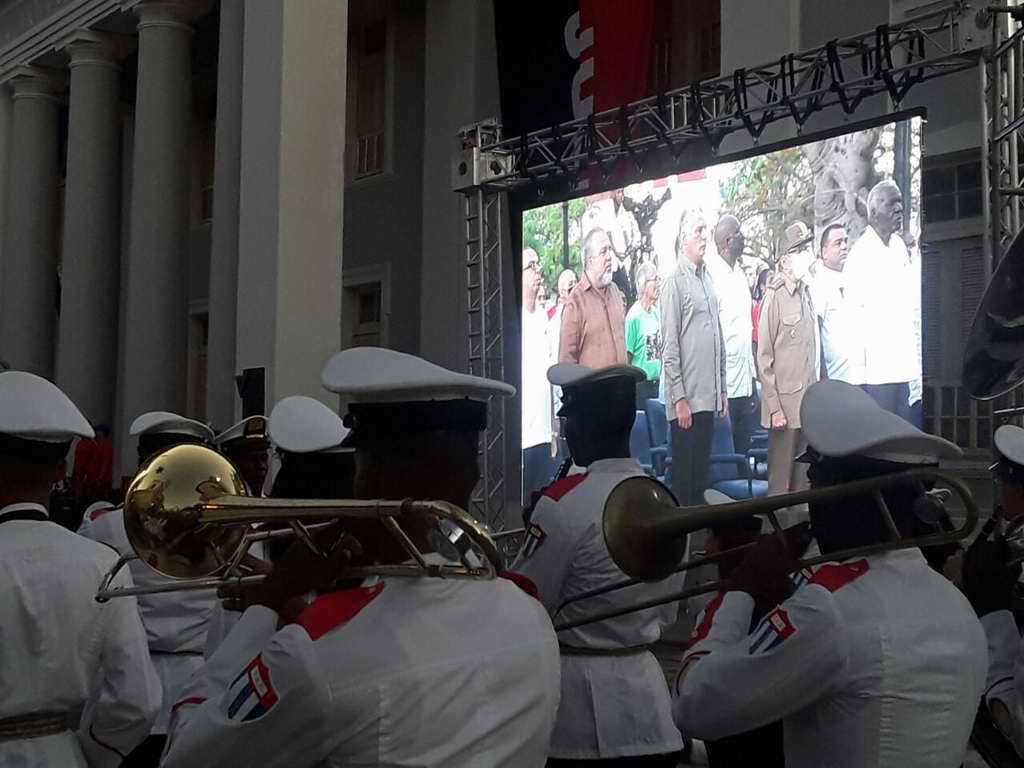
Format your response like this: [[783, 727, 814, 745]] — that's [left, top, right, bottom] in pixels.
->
[[718, 149, 814, 269], [522, 197, 588, 293]]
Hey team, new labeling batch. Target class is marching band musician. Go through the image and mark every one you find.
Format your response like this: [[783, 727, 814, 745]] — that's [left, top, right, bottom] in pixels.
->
[[512, 362, 686, 767], [674, 379, 987, 767], [204, 395, 354, 658], [78, 411, 217, 766], [162, 348, 560, 768], [0, 372, 160, 767], [963, 424, 1024, 757], [213, 415, 271, 495]]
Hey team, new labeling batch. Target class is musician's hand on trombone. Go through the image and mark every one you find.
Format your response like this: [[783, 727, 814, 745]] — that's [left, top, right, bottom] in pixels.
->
[[219, 524, 364, 621], [726, 522, 811, 606]]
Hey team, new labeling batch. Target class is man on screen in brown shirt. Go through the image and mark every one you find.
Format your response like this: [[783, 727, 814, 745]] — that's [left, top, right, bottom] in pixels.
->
[[558, 227, 628, 368]]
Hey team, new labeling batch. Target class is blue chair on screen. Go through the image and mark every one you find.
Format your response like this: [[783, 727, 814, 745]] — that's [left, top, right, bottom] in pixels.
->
[[644, 398, 671, 478], [708, 413, 768, 500], [630, 411, 656, 477]]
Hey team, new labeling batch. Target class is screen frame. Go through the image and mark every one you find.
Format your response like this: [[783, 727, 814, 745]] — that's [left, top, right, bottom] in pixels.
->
[[516, 106, 928, 213]]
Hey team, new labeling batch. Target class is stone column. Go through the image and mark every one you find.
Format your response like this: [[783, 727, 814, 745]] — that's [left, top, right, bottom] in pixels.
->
[[235, 0, 346, 410], [0, 68, 64, 377], [205, 0, 245, 429], [119, 1, 194, 444], [57, 33, 129, 426]]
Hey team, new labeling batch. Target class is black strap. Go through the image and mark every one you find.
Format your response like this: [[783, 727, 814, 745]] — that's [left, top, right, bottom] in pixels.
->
[[0, 509, 48, 525]]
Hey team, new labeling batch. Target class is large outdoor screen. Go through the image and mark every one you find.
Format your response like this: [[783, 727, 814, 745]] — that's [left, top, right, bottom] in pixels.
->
[[519, 115, 923, 504]]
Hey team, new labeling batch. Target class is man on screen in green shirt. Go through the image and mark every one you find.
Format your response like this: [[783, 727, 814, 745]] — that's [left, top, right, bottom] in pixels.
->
[[625, 261, 663, 408]]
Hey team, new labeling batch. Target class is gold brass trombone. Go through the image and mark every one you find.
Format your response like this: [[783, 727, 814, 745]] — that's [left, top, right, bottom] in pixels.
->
[[552, 468, 977, 632], [95, 444, 501, 602]]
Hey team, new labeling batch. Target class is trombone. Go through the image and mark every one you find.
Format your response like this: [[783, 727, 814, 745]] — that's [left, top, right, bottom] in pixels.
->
[[552, 468, 978, 632], [96, 443, 501, 601]]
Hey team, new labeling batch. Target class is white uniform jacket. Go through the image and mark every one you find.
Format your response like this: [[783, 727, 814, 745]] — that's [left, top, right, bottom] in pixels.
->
[[675, 549, 987, 768], [0, 503, 160, 768], [79, 503, 215, 734], [980, 610, 1024, 756], [511, 458, 685, 759], [162, 566, 561, 768]]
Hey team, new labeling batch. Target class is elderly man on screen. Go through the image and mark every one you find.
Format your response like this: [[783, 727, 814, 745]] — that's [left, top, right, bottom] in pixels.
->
[[559, 227, 629, 368], [844, 180, 917, 419], [757, 222, 819, 514]]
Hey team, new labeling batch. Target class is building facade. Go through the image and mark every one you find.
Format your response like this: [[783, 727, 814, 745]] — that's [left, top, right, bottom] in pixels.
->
[[0, 0, 990, 489]]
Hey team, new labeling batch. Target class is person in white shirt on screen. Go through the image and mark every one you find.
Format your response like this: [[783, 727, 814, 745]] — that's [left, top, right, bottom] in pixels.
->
[[712, 213, 756, 453], [844, 180, 918, 419], [522, 248, 556, 498], [807, 223, 865, 385]]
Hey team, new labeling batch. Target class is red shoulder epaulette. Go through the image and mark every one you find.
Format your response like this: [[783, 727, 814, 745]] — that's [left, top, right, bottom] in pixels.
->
[[687, 593, 724, 648], [89, 505, 118, 522], [543, 472, 588, 502], [809, 559, 869, 592], [297, 582, 385, 641]]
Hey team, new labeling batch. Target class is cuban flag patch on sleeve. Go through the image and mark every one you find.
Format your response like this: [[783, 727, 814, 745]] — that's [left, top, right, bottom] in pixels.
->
[[748, 607, 796, 655], [225, 655, 279, 722]]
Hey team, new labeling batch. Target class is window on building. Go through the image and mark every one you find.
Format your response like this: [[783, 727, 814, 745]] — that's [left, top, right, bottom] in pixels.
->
[[351, 20, 387, 180], [343, 281, 384, 348], [923, 159, 983, 224]]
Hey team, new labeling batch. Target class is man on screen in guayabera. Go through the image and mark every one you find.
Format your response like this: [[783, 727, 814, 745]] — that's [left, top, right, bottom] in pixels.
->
[[843, 179, 919, 420], [711, 213, 757, 455], [807, 223, 864, 387], [522, 248, 557, 499], [558, 227, 628, 369]]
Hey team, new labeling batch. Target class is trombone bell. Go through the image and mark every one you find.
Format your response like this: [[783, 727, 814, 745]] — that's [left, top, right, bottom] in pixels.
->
[[603, 477, 689, 581], [125, 443, 249, 579]]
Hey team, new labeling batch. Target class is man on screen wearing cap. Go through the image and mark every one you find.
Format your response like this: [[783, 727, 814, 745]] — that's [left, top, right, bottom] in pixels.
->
[[512, 362, 686, 767], [162, 348, 560, 768], [214, 415, 271, 495], [78, 411, 217, 766], [756, 222, 819, 517], [0, 372, 160, 767], [673, 379, 986, 767], [961, 424, 1024, 758]]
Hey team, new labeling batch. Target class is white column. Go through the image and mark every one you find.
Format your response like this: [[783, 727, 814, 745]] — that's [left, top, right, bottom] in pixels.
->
[[0, 85, 12, 368], [57, 33, 129, 425], [119, 1, 194, 444], [205, 0, 245, 428], [235, 0, 346, 410], [0, 68, 64, 377]]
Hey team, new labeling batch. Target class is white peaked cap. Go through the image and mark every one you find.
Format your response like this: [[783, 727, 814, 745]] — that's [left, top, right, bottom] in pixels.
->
[[269, 396, 349, 454], [800, 380, 961, 464], [321, 347, 515, 402], [130, 411, 214, 442], [547, 362, 646, 388], [0, 371, 93, 442], [214, 415, 269, 448], [994, 424, 1024, 468]]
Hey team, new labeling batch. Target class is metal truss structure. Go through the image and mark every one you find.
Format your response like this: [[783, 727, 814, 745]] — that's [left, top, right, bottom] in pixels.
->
[[458, 121, 509, 532], [987, 2, 1024, 270], [454, 1, 1015, 529]]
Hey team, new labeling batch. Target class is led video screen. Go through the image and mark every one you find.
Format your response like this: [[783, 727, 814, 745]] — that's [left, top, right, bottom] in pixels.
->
[[520, 116, 923, 504]]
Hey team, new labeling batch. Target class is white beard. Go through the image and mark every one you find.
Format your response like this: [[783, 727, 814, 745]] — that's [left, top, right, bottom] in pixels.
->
[[598, 268, 614, 288]]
